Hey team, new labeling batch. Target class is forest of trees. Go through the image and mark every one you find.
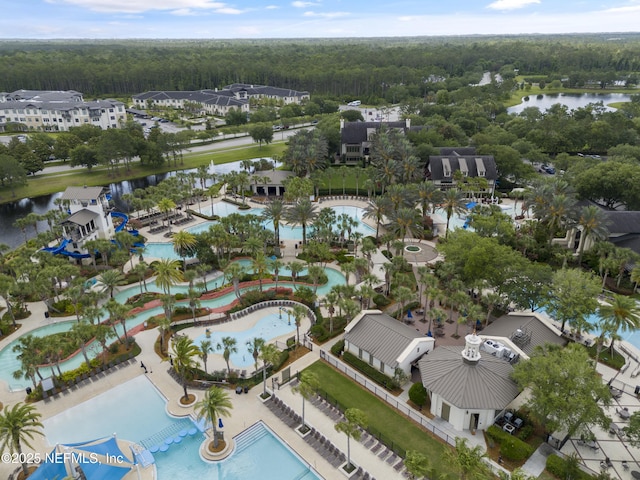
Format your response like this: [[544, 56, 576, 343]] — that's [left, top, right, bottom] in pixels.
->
[[1, 34, 640, 100]]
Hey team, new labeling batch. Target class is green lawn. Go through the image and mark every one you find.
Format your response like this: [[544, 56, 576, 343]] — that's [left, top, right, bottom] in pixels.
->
[[0, 143, 286, 204], [304, 361, 454, 475], [320, 165, 372, 196]]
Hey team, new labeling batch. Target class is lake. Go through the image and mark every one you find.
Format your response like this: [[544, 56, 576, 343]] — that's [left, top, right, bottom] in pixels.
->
[[507, 92, 635, 114]]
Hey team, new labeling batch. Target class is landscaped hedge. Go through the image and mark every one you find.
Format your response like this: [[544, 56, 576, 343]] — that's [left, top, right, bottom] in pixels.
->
[[545, 454, 593, 480], [486, 425, 534, 461], [342, 351, 397, 390], [331, 339, 345, 357]]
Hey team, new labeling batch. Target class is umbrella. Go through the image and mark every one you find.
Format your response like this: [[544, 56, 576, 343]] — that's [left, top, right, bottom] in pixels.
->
[[218, 418, 224, 429], [407, 310, 413, 319]]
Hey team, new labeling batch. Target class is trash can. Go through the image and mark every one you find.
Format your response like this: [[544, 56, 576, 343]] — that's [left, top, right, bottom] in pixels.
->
[[44, 311, 50, 319], [635, 385, 640, 395], [26, 387, 32, 395]]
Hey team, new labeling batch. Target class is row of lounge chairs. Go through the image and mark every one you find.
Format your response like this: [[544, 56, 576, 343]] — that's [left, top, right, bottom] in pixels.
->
[[310, 394, 406, 475], [43, 354, 136, 402], [318, 195, 364, 203], [149, 224, 169, 234]]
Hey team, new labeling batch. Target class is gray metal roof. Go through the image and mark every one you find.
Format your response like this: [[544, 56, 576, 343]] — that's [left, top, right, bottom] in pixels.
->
[[62, 209, 98, 226], [341, 121, 407, 144], [418, 346, 519, 409], [60, 186, 109, 201], [481, 314, 567, 357], [344, 312, 424, 368]]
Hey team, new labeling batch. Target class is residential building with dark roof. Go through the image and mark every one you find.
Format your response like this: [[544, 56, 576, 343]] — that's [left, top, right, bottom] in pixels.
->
[[0, 90, 126, 132], [344, 310, 434, 378], [418, 332, 520, 431], [339, 119, 415, 163], [428, 147, 498, 196], [132, 84, 309, 117]]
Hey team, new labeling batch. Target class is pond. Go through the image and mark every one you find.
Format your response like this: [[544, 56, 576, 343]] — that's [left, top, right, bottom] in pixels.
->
[[507, 92, 635, 115]]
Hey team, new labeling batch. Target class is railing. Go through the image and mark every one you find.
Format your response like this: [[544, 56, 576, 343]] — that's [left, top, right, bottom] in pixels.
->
[[318, 350, 458, 448], [229, 300, 316, 324]]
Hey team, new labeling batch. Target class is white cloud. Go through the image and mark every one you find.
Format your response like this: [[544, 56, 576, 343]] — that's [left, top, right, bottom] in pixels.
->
[[486, 0, 540, 10], [291, 1, 319, 8], [303, 10, 349, 18], [265, 5, 279, 9], [51, 0, 230, 14]]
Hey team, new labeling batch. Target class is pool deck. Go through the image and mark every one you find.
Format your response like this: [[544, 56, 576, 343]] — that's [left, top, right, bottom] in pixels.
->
[[6, 194, 640, 479]]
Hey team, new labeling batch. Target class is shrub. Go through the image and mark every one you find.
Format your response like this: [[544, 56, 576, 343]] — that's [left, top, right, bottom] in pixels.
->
[[373, 294, 390, 308], [408, 382, 428, 408], [174, 293, 187, 301], [331, 339, 345, 357], [517, 425, 534, 441], [343, 351, 397, 390], [545, 454, 591, 480], [273, 350, 289, 370], [486, 425, 534, 461]]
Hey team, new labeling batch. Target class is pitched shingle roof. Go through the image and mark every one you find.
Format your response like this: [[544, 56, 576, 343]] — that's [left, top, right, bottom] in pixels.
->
[[60, 186, 108, 201], [419, 346, 519, 410], [344, 312, 424, 368], [480, 314, 566, 357], [62, 209, 98, 226]]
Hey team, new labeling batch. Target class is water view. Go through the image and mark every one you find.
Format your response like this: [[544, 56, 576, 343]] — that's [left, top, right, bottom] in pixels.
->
[[507, 92, 635, 114]]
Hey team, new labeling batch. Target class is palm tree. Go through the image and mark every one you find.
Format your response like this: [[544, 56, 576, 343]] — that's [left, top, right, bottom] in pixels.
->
[[105, 299, 130, 345], [195, 386, 233, 449], [388, 207, 423, 252], [187, 288, 201, 322], [261, 199, 285, 247], [199, 339, 213, 374], [291, 371, 319, 432], [223, 262, 245, 299], [157, 197, 176, 228], [132, 261, 149, 294], [152, 258, 184, 295], [287, 261, 305, 291], [172, 230, 197, 271], [114, 230, 137, 270], [251, 253, 269, 292], [217, 336, 238, 376], [70, 320, 94, 370], [597, 294, 640, 363], [543, 193, 576, 245], [98, 269, 125, 298], [269, 257, 284, 291], [157, 315, 172, 354], [335, 408, 367, 473], [172, 335, 200, 403], [259, 343, 280, 396], [416, 181, 444, 216], [292, 304, 307, 345], [246, 337, 265, 375], [284, 198, 317, 246], [441, 189, 467, 238], [392, 285, 415, 321], [0, 402, 44, 478], [363, 196, 391, 241]]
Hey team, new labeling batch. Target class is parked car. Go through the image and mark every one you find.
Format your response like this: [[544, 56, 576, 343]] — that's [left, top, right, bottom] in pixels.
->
[[544, 166, 556, 174]]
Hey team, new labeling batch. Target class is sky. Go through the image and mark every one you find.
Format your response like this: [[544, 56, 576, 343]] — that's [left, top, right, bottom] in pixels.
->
[[1, 0, 640, 39]]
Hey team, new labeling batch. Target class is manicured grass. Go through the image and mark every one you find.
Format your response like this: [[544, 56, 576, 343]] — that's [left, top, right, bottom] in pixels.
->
[[320, 165, 372, 196], [304, 361, 453, 474], [0, 143, 286, 204]]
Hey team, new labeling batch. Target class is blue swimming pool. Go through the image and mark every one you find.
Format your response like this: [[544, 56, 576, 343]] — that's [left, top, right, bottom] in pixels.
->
[[193, 313, 296, 368], [185, 204, 375, 242], [41, 376, 320, 480]]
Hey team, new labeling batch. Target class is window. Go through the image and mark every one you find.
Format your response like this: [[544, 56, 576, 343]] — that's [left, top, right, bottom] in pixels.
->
[[358, 348, 363, 359], [368, 354, 373, 366], [380, 361, 385, 372]]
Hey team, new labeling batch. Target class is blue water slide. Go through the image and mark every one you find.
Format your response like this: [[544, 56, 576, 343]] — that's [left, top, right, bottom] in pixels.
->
[[111, 211, 129, 232], [42, 238, 70, 254]]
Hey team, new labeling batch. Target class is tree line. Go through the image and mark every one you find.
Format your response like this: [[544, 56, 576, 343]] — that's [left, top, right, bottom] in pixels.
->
[[2, 35, 640, 100]]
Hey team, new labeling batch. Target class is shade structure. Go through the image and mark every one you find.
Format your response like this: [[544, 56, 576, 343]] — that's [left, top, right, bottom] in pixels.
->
[[28, 448, 69, 480]]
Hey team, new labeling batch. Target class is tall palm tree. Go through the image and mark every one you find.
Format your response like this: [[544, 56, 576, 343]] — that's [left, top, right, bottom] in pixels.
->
[[292, 304, 307, 345], [388, 207, 423, 252], [597, 294, 640, 363], [195, 387, 233, 449], [259, 343, 280, 396], [199, 339, 213, 374], [246, 337, 265, 375], [172, 335, 200, 402], [98, 269, 125, 298], [132, 261, 149, 294], [441, 189, 467, 238], [223, 262, 245, 299], [261, 199, 285, 247], [363, 196, 391, 241], [576, 205, 609, 265], [172, 230, 197, 271], [542, 193, 576, 245], [157, 197, 176, 228], [287, 261, 305, 291], [217, 336, 238, 376], [69, 320, 94, 370], [269, 257, 284, 291], [292, 371, 320, 432], [284, 198, 317, 246], [0, 402, 44, 478], [105, 299, 130, 345], [416, 182, 444, 216], [152, 258, 184, 295], [393, 286, 415, 321], [335, 408, 368, 473], [251, 253, 269, 292]]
